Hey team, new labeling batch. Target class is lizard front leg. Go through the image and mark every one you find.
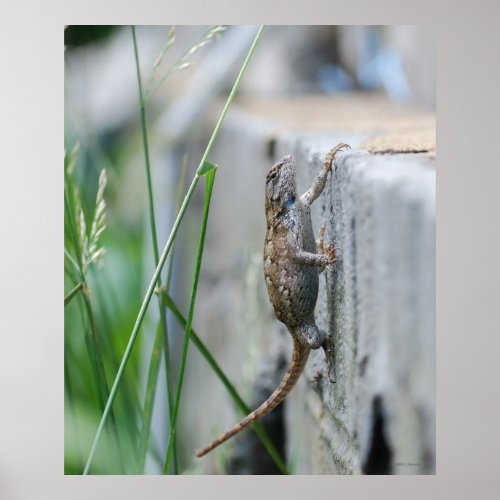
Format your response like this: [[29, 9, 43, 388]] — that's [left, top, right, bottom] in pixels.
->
[[300, 143, 350, 206], [293, 250, 332, 267], [293, 245, 336, 268]]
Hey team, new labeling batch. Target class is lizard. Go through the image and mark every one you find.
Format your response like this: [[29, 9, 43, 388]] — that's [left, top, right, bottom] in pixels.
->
[[195, 143, 351, 459]]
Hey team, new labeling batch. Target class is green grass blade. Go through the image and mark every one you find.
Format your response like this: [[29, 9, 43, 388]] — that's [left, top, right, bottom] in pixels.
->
[[163, 168, 216, 473], [64, 157, 83, 273], [152, 155, 188, 472], [132, 25, 178, 474], [160, 292, 289, 474], [82, 172, 198, 475], [65, 157, 124, 473], [196, 25, 265, 175], [65, 348, 83, 472], [64, 246, 81, 278], [131, 26, 161, 264], [138, 321, 164, 469], [197, 160, 217, 176], [64, 282, 84, 307], [81, 290, 126, 473], [64, 192, 83, 279], [83, 25, 265, 475], [91, 271, 143, 473]]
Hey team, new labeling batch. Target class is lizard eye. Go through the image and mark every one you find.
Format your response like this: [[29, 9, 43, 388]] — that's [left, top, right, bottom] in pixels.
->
[[268, 171, 277, 181]]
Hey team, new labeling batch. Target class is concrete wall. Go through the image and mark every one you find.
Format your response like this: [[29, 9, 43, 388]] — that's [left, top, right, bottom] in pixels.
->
[[188, 96, 435, 475]]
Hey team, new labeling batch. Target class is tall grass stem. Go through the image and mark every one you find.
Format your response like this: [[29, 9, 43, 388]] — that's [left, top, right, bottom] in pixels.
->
[[132, 25, 178, 473], [163, 168, 215, 473]]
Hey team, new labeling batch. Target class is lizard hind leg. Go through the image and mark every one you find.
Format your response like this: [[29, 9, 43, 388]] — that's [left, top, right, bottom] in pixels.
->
[[298, 323, 326, 350], [298, 324, 336, 383]]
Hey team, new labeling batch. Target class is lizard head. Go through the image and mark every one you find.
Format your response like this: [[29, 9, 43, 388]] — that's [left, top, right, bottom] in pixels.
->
[[265, 155, 297, 218]]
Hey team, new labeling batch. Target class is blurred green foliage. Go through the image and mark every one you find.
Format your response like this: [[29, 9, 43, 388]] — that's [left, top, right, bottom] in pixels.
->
[[64, 141, 150, 473], [64, 25, 285, 475], [65, 26, 119, 49]]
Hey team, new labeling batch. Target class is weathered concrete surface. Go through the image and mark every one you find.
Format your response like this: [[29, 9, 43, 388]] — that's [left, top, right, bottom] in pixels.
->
[[188, 95, 435, 475], [285, 142, 435, 475]]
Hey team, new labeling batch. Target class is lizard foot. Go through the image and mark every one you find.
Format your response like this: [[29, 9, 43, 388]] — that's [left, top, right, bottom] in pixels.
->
[[318, 222, 338, 274], [324, 143, 351, 172], [324, 244, 337, 264]]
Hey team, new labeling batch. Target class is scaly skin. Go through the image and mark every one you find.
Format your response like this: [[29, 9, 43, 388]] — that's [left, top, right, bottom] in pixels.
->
[[195, 143, 350, 459]]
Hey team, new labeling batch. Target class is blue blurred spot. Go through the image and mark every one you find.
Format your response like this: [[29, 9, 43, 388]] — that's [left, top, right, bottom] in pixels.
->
[[317, 64, 354, 94], [357, 27, 412, 103]]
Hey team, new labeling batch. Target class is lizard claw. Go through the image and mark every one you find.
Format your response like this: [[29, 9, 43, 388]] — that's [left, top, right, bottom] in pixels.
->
[[324, 143, 351, 172], [324, 244, 337, 264]]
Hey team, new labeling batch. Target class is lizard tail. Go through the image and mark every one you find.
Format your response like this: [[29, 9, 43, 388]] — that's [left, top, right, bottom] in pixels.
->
[[195, 338, 310, 458]]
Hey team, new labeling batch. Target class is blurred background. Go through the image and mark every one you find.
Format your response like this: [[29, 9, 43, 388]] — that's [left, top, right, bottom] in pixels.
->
[[64, 25, 435, 475]]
